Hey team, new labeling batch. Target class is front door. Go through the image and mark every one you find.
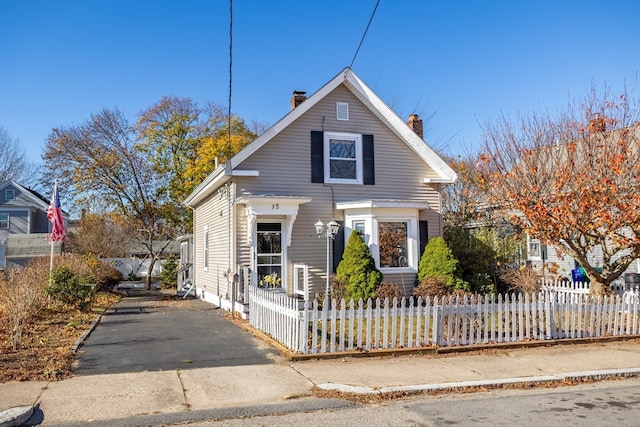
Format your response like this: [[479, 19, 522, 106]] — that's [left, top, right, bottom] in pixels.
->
[[256, 222, 283, 289]]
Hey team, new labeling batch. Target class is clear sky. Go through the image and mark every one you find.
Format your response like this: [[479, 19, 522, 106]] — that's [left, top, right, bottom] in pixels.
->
[[1, 0, 639, 164]]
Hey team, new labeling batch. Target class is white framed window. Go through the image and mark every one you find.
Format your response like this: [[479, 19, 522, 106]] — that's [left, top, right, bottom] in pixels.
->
[[324, 131, 362, 184], [203, 225, 209, 271], [0, 213, 8, 229], [344, 210, 419, 273], [4, 190, 14, 200], [353, 220, 367, 243], [255, 221, 284, 290], [378, 221, 409, 268], [527, 235, 541, 260]]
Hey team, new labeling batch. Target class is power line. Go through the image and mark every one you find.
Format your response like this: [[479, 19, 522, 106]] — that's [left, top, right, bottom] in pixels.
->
[[227, 0, 233, 158], [349, 0, 380, 70]]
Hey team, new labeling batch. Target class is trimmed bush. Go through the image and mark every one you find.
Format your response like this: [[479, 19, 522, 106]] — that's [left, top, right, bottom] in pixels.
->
[[45, 266, 92, 308], [417, 236, 469, 292], [160, 254, 178, 289], [336, 231, 383, 302]]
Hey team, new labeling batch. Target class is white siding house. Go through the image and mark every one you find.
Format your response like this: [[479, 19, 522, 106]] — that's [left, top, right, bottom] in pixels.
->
[[184, 68, 457, 316]]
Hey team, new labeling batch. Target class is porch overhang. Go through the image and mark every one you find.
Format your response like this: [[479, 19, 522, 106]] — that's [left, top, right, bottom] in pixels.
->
[[335, 200, 429, 210], [236, 195, 312, 246]]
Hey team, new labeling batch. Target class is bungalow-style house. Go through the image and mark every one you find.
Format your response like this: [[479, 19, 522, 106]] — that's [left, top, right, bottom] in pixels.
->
[[184, 68, 457, 314], [0, 180, 66, 268]]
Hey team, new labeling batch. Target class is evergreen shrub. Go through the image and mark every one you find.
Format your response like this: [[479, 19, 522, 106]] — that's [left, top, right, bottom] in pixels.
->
[[336, 231, 383, 302]]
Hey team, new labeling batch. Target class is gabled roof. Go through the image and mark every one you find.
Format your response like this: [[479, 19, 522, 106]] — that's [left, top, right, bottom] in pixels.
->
[[0, 180, 50, 209], [0, 180, 70, 218], [185, 68, 457, 207]]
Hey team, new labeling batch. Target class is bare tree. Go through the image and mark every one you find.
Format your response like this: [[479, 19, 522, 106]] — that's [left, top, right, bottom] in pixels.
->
[[67, 212, 135, 258], [0, 126, 41, 187], [43, 108, 181, 289]]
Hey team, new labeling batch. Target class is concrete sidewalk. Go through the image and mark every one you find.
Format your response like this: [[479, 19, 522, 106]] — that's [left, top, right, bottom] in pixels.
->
[[1, 338, 639, 426]]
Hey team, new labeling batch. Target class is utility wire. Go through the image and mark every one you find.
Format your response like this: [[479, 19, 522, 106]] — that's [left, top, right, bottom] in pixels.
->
[[227, 0, 233, 159], [349, 0, 380, 70]]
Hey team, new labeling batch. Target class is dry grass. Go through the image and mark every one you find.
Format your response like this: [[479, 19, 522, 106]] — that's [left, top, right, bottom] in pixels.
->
[[0, 292, 121, 382]]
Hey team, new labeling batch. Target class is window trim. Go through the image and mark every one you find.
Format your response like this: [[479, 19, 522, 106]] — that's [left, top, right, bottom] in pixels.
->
[[324, 131, 363, 184], [527, 235, 541, 260], [203, 224, 209, 271], [378, 220, 410, 269], [344, 208, 419, 273], [0, 213, 9, 229], [5, 189, 15, 201], [253, 219, 287, 291]]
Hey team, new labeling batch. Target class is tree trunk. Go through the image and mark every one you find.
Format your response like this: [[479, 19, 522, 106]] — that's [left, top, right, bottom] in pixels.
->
[[589, 280, 608, 297], [146, 258, 156, 290]]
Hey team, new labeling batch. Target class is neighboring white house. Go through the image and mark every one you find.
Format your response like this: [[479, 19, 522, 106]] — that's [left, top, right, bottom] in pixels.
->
[[527, 235, 640, 288], [184, 68, 457, 316]]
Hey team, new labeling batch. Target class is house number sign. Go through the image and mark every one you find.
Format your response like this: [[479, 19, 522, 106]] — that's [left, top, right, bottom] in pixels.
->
[[271, 203, 280, 210]]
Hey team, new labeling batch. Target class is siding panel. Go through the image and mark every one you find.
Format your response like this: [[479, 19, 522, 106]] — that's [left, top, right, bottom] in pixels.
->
[[233, 86, 444, 295]]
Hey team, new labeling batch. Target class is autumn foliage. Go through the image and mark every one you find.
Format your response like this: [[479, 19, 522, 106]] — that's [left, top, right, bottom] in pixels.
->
[[477, 85, 640, 294]]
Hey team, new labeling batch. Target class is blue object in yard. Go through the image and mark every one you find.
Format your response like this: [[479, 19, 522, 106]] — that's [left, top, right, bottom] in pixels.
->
[[571, 267, 590, 285]]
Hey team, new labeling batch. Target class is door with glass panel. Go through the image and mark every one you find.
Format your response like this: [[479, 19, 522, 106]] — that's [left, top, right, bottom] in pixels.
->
[[256, 222, 283, 288]]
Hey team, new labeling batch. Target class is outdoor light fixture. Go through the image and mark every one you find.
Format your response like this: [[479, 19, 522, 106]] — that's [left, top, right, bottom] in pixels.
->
[[315, 219, 340, 303]]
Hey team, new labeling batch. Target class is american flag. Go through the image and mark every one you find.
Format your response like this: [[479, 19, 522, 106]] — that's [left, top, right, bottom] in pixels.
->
[[47, 181, 66, 242]]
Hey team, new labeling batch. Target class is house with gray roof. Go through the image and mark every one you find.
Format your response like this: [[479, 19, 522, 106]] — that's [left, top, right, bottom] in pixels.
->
[[0, 181, 67, 268]]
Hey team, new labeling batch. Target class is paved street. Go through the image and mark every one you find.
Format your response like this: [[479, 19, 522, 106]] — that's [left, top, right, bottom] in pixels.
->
[[74, 291, 281, 375], [186, 377, 640, 427]]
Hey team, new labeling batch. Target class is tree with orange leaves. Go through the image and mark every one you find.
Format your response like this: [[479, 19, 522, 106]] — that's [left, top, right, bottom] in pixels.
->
[[476, 85, 640, 295]]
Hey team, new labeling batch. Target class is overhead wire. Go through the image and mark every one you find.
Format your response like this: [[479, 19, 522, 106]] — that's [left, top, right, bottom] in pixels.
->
[[227, 0, 233, 160], [349, 0, 380, 70]]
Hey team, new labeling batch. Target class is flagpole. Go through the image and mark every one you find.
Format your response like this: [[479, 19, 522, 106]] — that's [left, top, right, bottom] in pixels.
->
[[47, 179, 65, 303], [49, 179, 57, 284]]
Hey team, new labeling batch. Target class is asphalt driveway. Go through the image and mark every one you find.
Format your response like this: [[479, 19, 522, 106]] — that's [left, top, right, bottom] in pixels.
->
[[73, 291, 281, 375]]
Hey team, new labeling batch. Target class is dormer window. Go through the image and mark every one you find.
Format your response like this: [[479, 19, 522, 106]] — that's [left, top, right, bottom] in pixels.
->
[[5, 189, 14, 200]]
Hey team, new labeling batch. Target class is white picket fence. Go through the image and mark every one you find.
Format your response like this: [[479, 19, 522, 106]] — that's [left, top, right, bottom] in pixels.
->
[[541, 280, 640, 304], [247, 286, 640, 354], [100, 257, 164, 278]]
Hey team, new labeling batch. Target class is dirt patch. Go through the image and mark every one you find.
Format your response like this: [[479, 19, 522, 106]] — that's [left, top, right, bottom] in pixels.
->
[[0, 292, 121, 382]]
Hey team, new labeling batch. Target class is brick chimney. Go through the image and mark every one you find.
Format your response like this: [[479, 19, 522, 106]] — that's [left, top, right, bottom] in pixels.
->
[[588, 113, 606, 134], [407, 114, 423, 139], [291, 90, 307, 109]]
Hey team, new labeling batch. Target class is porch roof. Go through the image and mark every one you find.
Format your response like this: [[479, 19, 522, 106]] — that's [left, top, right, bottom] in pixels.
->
[[335, 199, 429, 210], [237, 195, 312, 247]]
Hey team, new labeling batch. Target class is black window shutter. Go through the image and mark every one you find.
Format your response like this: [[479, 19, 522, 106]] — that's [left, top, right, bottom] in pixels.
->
[[311, 131, 324, 183], [419, 221, 429, 258], [362, 134, 375, 185], [332, 221, 345, 273]]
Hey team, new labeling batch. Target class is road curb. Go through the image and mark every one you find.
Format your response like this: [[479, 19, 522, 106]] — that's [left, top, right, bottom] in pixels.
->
[[0, 405, 34, 427], [72, 307, 107, 353], [316, 368, 640, 395]]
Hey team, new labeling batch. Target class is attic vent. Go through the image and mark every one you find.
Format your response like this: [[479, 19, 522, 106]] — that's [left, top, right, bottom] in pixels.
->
[[336, 102, 349, 121]]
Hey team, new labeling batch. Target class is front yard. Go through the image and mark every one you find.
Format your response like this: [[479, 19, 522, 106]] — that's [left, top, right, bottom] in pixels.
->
[[0, 292, 121, 382]]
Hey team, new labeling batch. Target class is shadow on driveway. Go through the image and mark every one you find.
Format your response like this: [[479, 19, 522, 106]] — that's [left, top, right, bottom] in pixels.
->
[[74, 291, 281, 376]]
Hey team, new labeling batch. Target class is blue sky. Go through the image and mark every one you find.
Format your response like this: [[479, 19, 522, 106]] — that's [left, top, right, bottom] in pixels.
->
[[1, 0, 639, 164]]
